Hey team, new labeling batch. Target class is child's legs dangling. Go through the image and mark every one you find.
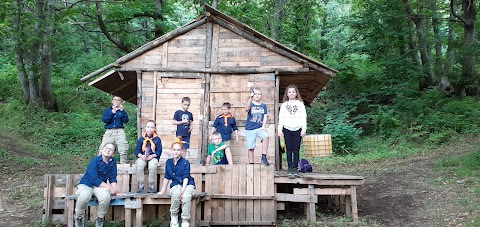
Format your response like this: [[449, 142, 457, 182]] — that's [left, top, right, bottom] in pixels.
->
[[180, 185, 196, 221]]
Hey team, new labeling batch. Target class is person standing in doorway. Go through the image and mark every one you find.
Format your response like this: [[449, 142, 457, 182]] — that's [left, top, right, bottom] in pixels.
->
[[277, 85, 307, 176]]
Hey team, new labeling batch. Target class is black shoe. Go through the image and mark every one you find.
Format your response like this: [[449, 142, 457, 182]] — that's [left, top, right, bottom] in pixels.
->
[[261, 156, 270, 166]]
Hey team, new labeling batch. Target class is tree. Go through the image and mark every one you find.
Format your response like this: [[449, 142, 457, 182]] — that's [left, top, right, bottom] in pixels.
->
[[13, 0, 58, 111]]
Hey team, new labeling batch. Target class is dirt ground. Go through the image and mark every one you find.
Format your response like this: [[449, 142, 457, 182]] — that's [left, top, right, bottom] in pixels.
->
[[0, 133, 479, 226]]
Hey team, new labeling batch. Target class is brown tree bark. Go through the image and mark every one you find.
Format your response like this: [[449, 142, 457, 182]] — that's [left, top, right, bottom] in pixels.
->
[[404, 0, 435, 90], [431, 0, 442, 80], [13, 0, 30, 103]]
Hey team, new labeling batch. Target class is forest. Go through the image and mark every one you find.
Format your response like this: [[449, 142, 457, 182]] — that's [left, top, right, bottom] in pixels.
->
[[0, 0, 479, 226]]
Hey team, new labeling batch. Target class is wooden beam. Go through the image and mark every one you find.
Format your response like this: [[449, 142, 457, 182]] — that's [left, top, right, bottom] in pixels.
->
[[114, 67, 309, 74], [306, 185, 316, 222], [136, 71, 142, 139], [207, 221, 275, 226], [294, 187, 352, 195], [274, 177, 364, 185], [275, 193, 317, 203], [201, 73, 211, 164], [205, 20, 213, 68], [209, 195, 275, 200], [274, 75, 280, 170], [81, 63, 114, 82], [153, 71, 158, 122], [115, 18, 207, 65]]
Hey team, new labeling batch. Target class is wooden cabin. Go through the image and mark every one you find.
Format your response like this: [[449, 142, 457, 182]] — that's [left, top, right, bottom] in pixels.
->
[[49, 6, 367, 226], [82, 5, 338, 168]]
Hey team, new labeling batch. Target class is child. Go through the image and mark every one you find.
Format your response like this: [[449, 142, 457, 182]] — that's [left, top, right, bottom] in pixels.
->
[[98, 95, 129, 164], [206, 132, 234, 165], [245, 87, 270, 165], [135, 120, 162, 193], [74, 143, 121, 227], [277, 85, 307, 176], [158, 138, 196, 227], [172, 97, 193, 151], [211, 102, 239, 146]]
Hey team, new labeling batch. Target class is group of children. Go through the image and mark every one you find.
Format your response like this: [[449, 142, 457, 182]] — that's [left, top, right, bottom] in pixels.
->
[[74, 85, 307, 227]]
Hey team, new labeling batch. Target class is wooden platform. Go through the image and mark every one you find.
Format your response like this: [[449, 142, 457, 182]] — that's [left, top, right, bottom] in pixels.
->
[[43, 164, 364, 226]]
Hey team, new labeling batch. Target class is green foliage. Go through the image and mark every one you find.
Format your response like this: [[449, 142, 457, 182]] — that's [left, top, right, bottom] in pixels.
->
[[437, 147, 480, 178], [322, 112, 362, 155]]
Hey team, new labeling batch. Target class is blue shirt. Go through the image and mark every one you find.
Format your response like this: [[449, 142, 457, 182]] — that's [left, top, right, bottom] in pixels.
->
[[102, 107, 129, 129], [135, 134, 162, 160], [164, 157, 195, 188], [79, 155, 118, 187], [245, 102, 268, 130], [173, 110, 193, 137], [212, 114, 238, 141]]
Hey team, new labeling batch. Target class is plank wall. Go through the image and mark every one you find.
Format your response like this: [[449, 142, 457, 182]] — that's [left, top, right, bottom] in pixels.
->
[[140, 72, 205, 162], [210, 73, 276, 164]]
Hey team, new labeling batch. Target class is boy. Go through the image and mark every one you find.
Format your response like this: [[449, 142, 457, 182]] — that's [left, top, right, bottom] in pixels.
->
[[211, 102, 239, 146], [135, 120, 162, 193], [206, 132, 234, 165], [158, 138, 196, 227], [75, 143, 120, 227], [245, 87, 270, 165], [98, 95, 129, 164], [172, 97, 193, 151]]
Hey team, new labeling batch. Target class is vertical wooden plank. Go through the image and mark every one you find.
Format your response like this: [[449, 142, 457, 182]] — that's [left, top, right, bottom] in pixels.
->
[[260, 165, 269, 222], [135, 198, 143, 227], [44, 175, 54, 222], [65, 175, 74, 227], [162, 42, 168, 68], [245, 164, 254, 222], [211, 166, 219, 222], [351, 186, 359, 223], [346, 192, 352, 218], [253, 164, 261, 222], [201, 74, 211, 163], [224, 165, 233, 222], [205, 19, 213, 68], [266, 165, 275, 222], [237, 164, 246, 221], [204, 172, 213, 223], [153, 71, 158, 121], [137, 71, 142, 139], [211, 24, 219, 68], [274, 75, 280, 170], [217, 165, 226, 222], [306, 184, 316, 222]]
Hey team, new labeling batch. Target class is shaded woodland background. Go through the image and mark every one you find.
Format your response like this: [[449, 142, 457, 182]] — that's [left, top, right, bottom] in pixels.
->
[[0, 0, 479, 156]]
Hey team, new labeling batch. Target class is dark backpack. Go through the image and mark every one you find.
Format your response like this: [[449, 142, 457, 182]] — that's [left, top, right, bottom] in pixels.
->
[[299, 159, 313, 173]]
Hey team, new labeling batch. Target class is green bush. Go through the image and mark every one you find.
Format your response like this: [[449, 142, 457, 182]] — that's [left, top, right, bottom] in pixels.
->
[[322, 112, 362, 155]]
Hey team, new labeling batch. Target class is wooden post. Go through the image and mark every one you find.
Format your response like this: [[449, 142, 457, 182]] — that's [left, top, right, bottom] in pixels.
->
[[274, 76, 280, 170], [306, 184, 316, 222], [137, 71, 142, 139], [153, 71, 158, 122], [201, 74, 211, 163], [44, 175, 54, 222], [351, 186, 359, 223], [65, 175, 74, 227]]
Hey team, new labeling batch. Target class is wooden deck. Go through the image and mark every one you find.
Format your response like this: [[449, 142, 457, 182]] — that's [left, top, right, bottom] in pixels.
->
[[43, 164, 364, 226]]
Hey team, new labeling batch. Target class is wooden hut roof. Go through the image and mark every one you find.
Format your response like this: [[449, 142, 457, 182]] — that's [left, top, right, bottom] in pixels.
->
[[81, 5, 338, 105]]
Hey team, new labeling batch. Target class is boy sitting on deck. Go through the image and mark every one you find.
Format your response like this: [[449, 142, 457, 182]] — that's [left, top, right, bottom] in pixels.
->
[[135, 120, 162, 193], [206, 132, 234, 165], [74, 143, 122, 227], [158, 138, 196, 227]]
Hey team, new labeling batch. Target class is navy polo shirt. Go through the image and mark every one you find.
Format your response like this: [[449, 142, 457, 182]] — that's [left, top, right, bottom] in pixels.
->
[[79, 155, 118, 187], [164, 157, 195, 188], [135, 135, 162, 160], [212, 114, 238, 141], [102, 107, 129, 129]]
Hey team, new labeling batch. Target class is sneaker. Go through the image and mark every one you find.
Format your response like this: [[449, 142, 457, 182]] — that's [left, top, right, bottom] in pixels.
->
[[181, 220, 189, 227], [148, 182, 157, 193], [75, 217, 84, 227], [286, 169, 295, 178], [95, 217, 104, 227], [292, 169, 302, 177], [136, 182, 145, 193], [261, 156, 270, 166]]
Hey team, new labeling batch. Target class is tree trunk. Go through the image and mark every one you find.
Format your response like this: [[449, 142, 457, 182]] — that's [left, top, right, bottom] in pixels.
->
[[153, 0, 164, 38], [13, 0, 30, 102], [431, 0, 442, 80], [404, 0, 434, 90], [460, 0, 477, 96], [407, 20, 420, 66], [40, 0, 58, 111]]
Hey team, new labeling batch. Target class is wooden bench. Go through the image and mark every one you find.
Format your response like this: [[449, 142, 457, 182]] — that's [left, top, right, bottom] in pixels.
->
[[44, 164, 215, 226]]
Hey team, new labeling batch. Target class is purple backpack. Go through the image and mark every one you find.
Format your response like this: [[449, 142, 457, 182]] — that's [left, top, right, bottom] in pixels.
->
[[299, 159, 313, 173]]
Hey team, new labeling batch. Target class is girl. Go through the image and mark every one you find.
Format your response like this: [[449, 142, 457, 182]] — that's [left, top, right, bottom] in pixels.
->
[[277, 85, 307, 176]]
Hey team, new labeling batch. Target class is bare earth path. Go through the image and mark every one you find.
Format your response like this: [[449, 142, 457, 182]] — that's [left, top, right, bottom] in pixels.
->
[[0, 133, 479, 226]]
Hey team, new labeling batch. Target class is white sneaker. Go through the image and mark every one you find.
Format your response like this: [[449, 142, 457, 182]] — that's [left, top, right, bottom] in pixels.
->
[[170, 215, 179, 227], [181, 220, 189, 227]]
